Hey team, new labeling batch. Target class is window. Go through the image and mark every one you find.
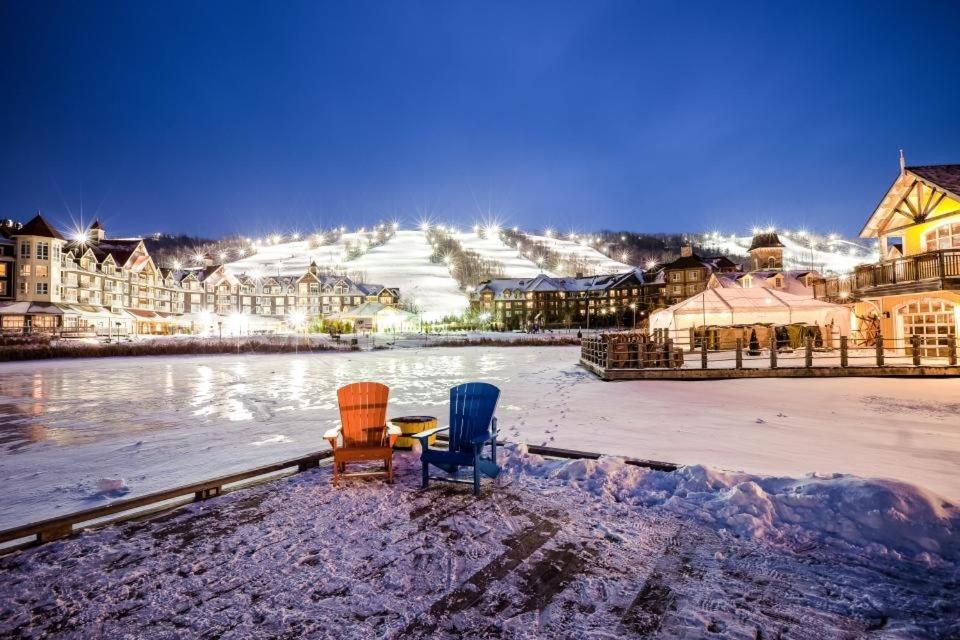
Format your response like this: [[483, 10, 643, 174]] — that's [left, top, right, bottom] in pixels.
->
[[686, 270, 700, 281], [922, 222, 960, 251], [19, 282, 27, 294], [669, 272, 681, 283], [36, 282, 48, 295], [20, 264, 30, 277], [19, 242, 30, 258], [900, 299, 956, 358], [37, 242, 49, 260], [767, 256, 777, 268], [35, 265, 48, 278]]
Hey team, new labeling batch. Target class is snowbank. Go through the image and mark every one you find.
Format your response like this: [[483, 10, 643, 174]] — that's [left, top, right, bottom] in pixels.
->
[[504, 445, 960, 564]]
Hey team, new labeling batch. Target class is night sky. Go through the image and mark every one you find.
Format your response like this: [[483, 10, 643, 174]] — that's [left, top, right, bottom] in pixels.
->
[[1, 1, 958, 238]]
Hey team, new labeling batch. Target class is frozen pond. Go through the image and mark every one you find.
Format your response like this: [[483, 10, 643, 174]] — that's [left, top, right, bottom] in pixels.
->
[[1, 346, 959, 529]]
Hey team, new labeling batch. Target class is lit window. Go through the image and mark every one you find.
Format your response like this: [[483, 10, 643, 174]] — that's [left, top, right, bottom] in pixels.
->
[[922, 222, 960, 251]]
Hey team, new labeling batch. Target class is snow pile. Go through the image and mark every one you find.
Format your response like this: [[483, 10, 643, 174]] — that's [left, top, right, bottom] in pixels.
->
[[505, 445, 960, 564]]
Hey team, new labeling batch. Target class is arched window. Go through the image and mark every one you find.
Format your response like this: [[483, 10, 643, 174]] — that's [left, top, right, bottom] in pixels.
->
[[922, 222, 960, 251], [767, 256, 777, 268]]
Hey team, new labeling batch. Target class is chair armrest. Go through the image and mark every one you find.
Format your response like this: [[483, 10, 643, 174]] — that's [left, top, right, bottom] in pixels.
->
[[322, 425, 342, 440], [412, 425, 449, 441], [387, 424, 402, 436]]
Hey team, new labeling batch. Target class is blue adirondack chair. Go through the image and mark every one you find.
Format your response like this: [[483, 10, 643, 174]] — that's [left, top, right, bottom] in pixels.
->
[[412, 382, 500, 496]]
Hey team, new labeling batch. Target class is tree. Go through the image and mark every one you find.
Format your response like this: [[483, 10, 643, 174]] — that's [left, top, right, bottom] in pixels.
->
[[748, 328, 761, 355]]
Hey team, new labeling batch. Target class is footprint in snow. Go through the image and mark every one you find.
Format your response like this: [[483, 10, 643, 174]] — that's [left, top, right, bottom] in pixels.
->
[[755, 418, 765, 424], [777, 412, 787, 417]]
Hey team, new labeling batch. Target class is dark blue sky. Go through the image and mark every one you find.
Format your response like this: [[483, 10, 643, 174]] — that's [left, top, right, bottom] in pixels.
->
[[1, 1, 958, 238]]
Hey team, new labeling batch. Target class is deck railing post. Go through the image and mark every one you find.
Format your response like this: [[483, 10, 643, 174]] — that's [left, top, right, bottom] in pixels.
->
[[805, 337, 813, 367], [950, 335, 958, 367], [664, 338, 673, 368], [911, 334, 921, 366], [840, 335, 848, 368], [735, 338, 743, 369], [701, 339, 708, 369], [769, 333, 777, 369], [875, 333, 884, 366]]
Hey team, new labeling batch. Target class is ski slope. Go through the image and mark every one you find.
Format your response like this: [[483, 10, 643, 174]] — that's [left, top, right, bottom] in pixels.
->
[[527, 234, 633, 273], [455, 232, 544, 277], [349, 230, 467, 320], [225, 233, 360, 276]]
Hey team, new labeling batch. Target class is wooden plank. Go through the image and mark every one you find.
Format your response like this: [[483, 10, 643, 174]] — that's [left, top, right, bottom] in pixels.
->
[[0, 449, 332, 545]]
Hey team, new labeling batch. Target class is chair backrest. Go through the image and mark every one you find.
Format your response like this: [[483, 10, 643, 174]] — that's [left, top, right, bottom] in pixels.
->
[[448, 382, 500, 453], [337, 382, 389, 448]]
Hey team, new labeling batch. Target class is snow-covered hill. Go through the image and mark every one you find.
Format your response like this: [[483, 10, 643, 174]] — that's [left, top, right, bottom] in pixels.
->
[[699, 231, 877, 274], [221, 225, 876, 318]]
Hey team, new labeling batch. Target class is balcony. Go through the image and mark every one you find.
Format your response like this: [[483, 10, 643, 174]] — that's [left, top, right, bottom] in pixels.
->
[[815, 249, 960, 300]]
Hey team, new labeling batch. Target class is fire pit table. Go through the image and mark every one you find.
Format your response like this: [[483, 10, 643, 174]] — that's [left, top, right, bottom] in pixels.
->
[[390, 415, 438, 450]]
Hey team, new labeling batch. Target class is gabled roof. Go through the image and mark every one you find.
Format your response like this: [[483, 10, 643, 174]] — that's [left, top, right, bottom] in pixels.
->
[[89, 219, 103, 230], [907, 165, 960, 197], [861, 164, 960, 238], [14, 214, 65, 240], [79, 238, 143, 267]]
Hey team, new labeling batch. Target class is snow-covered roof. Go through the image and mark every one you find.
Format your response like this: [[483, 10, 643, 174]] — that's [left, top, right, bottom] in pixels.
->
[[651, 286, 851, 332]]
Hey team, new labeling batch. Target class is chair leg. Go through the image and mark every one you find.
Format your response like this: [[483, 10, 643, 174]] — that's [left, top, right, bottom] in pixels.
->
[[421, 459, 429, 489], [473, 452, 481, 496], [386, 457, 393, 484]]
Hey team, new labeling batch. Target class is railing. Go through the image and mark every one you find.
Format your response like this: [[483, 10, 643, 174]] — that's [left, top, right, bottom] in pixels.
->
[[815, 249, 960, 300], [581, 328, 959, 373]]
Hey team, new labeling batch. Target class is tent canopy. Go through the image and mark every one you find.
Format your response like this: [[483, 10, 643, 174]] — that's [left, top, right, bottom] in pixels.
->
[[650, 287, 851, 334]]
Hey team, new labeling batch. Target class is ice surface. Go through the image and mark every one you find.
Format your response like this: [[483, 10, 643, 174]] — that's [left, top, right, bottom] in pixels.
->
[[1, 346, 958, 532]]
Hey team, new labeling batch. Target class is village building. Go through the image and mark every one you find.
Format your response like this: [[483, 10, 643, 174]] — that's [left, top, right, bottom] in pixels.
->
[[471, 270, 663, 331], [815, 161, 960, 357], [659, 246, 740, 304], [707, 232, 821, 297], [0, 215, 404, 336]]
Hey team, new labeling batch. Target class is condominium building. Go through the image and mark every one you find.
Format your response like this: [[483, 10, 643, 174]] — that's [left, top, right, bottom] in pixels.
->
[[0, 215, 401, 335], [471, 270, 663, 331]]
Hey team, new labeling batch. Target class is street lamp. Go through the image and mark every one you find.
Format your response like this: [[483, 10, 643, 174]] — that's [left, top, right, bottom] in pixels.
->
[[630, 303, 637, 329], [218, 320, 223, 340]]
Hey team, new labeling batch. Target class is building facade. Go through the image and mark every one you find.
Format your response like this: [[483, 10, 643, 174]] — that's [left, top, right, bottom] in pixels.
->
[[0, 215, 402, 335], [471, 270, 663, 330], [814, 163, 960, 357], [659, 247, 740, 305]]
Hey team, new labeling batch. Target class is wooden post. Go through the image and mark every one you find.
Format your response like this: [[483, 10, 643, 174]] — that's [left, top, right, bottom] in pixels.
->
[[769, 333, 777, 369], [875, 333, 884, 366], [735, 338, 743, 369], [804, 337, 813, 367], [664, 338, 673, 368], [840, 335, 848, 368], [690, 327, 696, 353], [950, 335, 958, 367], [701, 339, 708, 369], [911, 334, 921, 366]]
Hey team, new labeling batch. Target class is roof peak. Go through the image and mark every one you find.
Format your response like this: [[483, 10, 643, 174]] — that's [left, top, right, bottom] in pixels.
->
[[14, 214, 65, 240]]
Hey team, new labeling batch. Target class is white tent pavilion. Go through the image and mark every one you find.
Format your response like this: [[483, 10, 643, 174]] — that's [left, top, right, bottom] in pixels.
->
[[650, 287, 852, 341]]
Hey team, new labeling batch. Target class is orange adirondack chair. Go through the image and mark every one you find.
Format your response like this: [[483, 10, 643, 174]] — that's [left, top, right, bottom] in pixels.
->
[[324, 382, 400, 485]]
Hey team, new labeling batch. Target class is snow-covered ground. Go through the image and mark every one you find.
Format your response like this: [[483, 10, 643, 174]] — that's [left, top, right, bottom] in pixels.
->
[[1, 449, 957, 638], [1, 347, 958, 533]]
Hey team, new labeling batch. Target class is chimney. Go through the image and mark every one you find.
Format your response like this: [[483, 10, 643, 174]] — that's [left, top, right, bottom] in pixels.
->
[[680, 245, 693, 258], [899, 149, 905, 174]]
